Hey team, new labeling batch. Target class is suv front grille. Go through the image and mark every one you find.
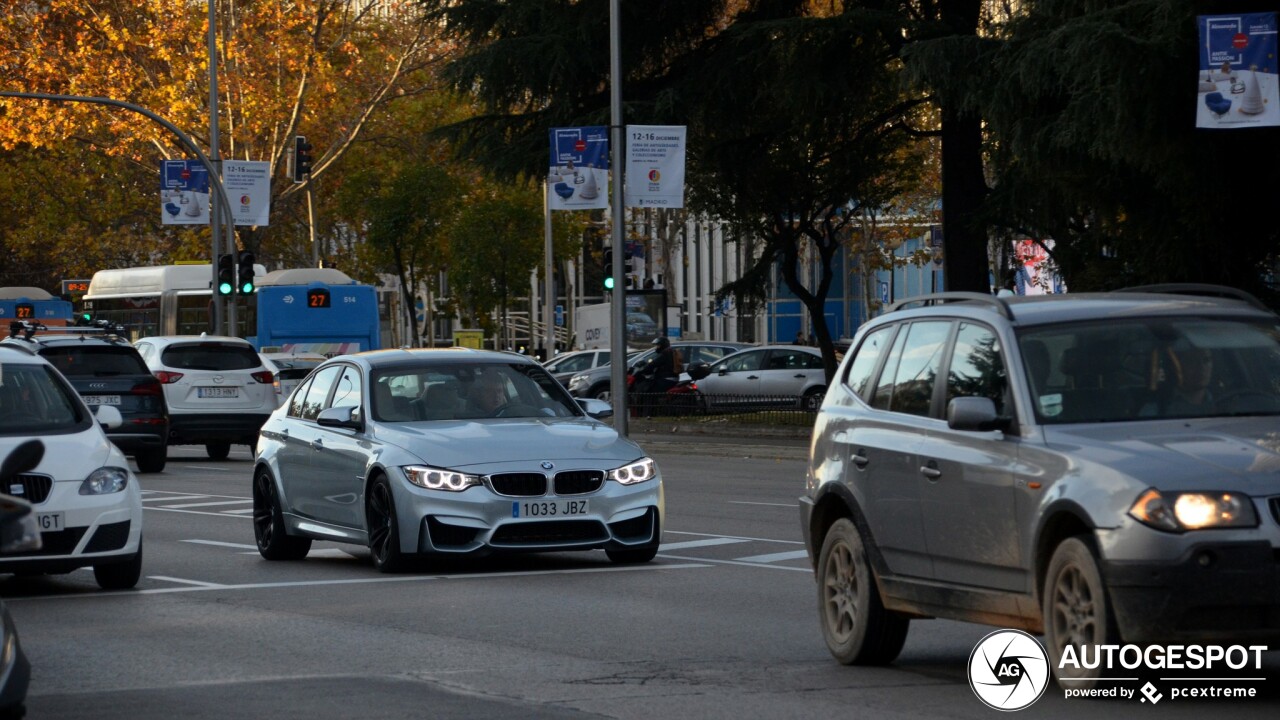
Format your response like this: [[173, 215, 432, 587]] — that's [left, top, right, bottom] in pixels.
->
[[8, 473, 53, 504], [488, 473, 547, 497], [554, 470, 604, 495]]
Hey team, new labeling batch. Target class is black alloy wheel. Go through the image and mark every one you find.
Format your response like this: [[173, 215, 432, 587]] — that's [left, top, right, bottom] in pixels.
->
[[366, 476, 407, 573], [253, 471, 311, 560]]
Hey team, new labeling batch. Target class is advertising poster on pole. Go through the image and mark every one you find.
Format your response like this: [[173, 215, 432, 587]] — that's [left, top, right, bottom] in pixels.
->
[[223, 160, 272, 226], [548, 126, 610, 210], [160, 159, 210, 225], [625, 125, 686, 208], [1196, 12, 1280, 128]]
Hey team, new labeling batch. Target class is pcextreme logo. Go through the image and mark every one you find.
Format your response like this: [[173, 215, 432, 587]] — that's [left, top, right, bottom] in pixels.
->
[[968, 629, 1050, 711]]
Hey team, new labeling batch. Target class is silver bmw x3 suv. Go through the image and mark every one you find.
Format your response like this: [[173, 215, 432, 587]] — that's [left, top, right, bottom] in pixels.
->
[[253, 348, 664, 572], [800, 285, 1280, 684]]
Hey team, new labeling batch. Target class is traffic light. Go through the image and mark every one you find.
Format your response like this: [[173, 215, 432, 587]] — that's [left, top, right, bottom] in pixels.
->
[[602, 249, 615, 291], [237, 252, 256, 294], [217, 254, 234, 296], [293, 135, 313, 183]]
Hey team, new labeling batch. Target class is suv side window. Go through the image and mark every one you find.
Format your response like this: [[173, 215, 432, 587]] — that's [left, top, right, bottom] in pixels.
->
[[946, 322, 1009, 416], [875, 321, 952, 417], [844, 325, 896, 401], [298, 366, 342, 421]]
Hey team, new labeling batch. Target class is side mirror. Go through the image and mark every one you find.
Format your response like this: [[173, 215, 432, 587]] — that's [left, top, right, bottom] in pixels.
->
[[717, 367, 729, 376], [95, 405, 124, 430], [317, 405, 363, 431], [688, 363, 712, 381], [947, 397, 1011, 432], [577, 398, 613, 419], [0, 495, 41, 553]]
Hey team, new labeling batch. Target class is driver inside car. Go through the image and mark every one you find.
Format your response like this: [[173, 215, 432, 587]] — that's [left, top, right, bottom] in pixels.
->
[[464, 370, 510, 417]]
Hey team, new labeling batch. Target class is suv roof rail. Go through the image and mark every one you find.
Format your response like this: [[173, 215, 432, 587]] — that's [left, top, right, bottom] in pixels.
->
[[0, 341, 37, 355], [886, 292, 1014, 320], [1112, 284, 1272, 313]]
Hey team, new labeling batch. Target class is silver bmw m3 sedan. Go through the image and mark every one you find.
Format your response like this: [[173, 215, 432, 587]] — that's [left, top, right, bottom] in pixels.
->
[[252, 348, 664, 572]]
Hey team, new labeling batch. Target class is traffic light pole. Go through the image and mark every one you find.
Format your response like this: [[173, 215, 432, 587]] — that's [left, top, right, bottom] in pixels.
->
[[608, 0, 629, 435], [0, 91, 237, 322]]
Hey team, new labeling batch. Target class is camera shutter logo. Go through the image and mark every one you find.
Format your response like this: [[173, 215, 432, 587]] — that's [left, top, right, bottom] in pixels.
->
[[968, 629, 1050, 711]]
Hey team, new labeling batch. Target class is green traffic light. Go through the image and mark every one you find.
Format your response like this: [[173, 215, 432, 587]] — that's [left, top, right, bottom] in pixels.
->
[[241, 282, 255, 294], [81, 313, 91, 321], [218, 282, 233, 295], [603, 277, 615, 290]]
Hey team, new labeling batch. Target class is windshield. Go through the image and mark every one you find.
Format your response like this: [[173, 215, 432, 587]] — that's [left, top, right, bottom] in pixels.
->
[[42, 346, 149, 377], [1018, 317, 1280, 424], [0, 363, 90, 435], [371, 362, 584, 422]]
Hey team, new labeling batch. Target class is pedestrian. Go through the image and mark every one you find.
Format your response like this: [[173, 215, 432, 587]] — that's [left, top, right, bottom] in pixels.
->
[[637, 337, 679, 417], [794, 330, 806, 346], [807, 333, 817, 347]]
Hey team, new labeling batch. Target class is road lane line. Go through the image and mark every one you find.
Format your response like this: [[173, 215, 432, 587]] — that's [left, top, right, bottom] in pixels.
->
[[145, 507, 252, 519], [184, 465, 240, 472], [659, 538, 750, 551], [733, 550, 810, 564], [142, 495, 207, 503], [143, 490, 251, 500], [148, 576, 227, 588], [657, 553, 811, 573], [161, 500, 253, 509], [181, 539, 258, 550], [663, 530, 803, 545], [222, 508, 255, 515], [9, 563, 713, 601], [728, 501, 797, 508]]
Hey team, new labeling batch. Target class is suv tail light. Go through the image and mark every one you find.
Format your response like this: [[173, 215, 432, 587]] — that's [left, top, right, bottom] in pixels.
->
[[251, 370, 274, 384], [154, 371, 184, 384], [131, 378, 163, 395]]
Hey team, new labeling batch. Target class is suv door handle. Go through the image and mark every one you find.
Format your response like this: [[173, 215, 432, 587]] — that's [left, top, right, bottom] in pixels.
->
[[920, 460, 941, 480], [747, 375, 759, 380], [852, 451, 870, 468], [794, 373, 806, 379], [312, 437, 324, 451]]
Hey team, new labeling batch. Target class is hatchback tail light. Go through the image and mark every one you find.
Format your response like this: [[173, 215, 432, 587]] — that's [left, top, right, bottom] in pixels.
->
[[251, 370, 274, 384], [131, 378, 163, 395], [154, 371, 184, 384]]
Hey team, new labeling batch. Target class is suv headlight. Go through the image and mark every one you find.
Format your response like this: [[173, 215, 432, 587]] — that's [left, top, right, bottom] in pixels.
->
[[402, 465, 481, 492], [80, 467, 130, 495], [1128, 489, 1258, 532], [607, 458, 656, 485]]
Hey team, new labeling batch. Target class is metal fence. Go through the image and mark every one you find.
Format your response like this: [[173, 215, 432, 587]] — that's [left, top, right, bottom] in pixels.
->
[[626, 392, 817, 426]]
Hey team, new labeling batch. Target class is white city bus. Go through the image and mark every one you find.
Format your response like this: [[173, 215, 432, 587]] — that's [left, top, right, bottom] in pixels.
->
[[81, 264, 260, 341]]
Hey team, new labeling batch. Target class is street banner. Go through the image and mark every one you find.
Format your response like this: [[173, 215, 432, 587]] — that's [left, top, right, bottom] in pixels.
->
[[160, 160, 210, 225], [548, 126, 610, 210], [1197, 12, 1280, 128], [222, 160, 272, 226], [625, 125, 687, 208]]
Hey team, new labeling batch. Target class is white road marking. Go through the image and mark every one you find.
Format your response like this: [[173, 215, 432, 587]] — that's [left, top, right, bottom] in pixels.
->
[[658, 537, 750, 551], [142, 490, 251, 501], [181, 539, 258, 550], [238, 548, 354, 558], [658, 553, 811, 573], [142, 496, 207, 503], [161, 499, 253, 509], [728, 501, 797, 508], [10, 563, 713, 601], [145, 507, 252, 519], [222, 508, 255, 515], [663, 530, 803, 545], [184, 465, 239, 472], [148, 576, 227, 588], [733, 550, 810, 564]]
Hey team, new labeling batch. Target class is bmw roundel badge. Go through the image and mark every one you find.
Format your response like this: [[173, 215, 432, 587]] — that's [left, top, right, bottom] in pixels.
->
[[541, 461, 555, 470]]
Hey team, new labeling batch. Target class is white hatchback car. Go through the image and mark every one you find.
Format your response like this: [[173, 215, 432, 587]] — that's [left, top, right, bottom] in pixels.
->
[[0, 344, 144, 589], [134, 336, 276, 460], [259, 352, 327, 408]]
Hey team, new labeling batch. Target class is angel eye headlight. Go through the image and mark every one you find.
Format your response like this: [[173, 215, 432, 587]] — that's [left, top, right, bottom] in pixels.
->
[[607, 458, 656, 485], [402, 465, 481, 492]]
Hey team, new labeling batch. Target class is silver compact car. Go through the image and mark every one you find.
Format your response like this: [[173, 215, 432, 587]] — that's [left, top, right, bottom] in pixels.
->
[[800, 286, 1280, 686], [253, 348, 664, 572]]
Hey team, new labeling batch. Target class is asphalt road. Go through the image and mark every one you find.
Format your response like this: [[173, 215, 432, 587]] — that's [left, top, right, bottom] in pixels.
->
[[3, 440, 1278, 719]]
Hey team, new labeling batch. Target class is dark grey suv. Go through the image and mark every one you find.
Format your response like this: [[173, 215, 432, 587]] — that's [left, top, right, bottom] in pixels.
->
[[800, 286, 1280, 685]]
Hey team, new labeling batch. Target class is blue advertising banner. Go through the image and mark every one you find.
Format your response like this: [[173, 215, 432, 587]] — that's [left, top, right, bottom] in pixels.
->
[[1197, 12, 1280, 128], [548, 126, 610, 210], [160, 159, 211, 225]]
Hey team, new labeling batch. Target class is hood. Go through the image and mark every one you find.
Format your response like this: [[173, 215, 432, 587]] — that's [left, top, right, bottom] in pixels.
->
[[374, 417, 645, 472], [0, 429, 116, 482], [1047, 417, 1280, 492]]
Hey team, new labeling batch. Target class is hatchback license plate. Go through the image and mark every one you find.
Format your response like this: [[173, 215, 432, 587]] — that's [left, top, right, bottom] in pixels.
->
[[84, 395, 121, 405], [512, 499, 589, 518], [36, 512, 63, 531], [197, 387, 239, 398]]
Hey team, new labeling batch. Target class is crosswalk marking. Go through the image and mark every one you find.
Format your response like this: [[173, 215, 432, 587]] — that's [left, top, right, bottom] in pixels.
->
[[733, 550, 809, 564], [148, 576, 227, 588], [658, 538, 750, 552]]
